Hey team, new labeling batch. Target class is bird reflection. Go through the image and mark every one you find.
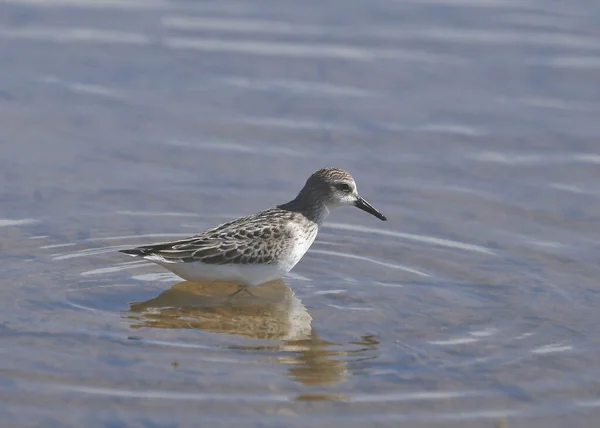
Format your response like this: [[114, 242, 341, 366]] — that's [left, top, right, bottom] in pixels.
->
[[127, 280, 379, 387]]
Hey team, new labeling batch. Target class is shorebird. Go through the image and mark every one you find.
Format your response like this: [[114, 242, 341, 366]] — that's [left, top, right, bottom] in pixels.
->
[[120, 167, 386, 295]]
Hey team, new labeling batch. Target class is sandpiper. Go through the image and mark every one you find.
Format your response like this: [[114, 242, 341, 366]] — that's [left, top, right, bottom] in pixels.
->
[[120, 167, 386, 294]]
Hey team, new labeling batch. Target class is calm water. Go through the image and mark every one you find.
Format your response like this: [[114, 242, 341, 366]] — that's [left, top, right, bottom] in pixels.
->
[[1, 0, 600, 426]]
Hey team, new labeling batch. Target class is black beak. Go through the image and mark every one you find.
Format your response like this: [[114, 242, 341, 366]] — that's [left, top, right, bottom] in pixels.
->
[[354, 196, 387, 221]]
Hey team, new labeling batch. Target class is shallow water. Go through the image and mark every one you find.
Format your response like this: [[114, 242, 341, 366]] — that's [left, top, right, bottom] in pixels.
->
[[1, 0, 600, 426]]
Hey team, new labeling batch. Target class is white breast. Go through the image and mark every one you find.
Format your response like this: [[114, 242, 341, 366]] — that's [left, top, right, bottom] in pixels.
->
[[278, 222, 318, 275]]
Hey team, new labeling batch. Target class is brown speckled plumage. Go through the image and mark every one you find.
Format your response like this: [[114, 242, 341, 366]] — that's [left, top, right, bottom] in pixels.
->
[[121, 208, 317, 265]]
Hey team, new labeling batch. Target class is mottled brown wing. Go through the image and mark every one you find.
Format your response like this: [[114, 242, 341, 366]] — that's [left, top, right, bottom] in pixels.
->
[[121, 208, 294, 265]]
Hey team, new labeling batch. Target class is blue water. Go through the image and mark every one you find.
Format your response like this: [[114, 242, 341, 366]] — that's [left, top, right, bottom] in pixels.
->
[[1, 0, 599, 426]]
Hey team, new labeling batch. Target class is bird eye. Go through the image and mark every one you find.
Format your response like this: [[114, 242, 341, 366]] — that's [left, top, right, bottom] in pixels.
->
[[336, 183, 352, 193]]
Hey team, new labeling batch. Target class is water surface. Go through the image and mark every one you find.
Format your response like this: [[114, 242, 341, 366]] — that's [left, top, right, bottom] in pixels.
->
[[1, 0, 600, 426]]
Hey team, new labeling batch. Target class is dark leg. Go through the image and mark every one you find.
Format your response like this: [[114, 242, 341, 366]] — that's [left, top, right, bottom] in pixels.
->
[[228, 286, 246, 298], [227, 285, 257, 298], [242, 287, 256, 297]]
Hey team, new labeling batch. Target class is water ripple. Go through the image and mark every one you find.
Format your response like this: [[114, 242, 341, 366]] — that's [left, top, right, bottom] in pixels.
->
[[311, 248, 429, 277], [163, 36, 462, 63], [0, 26, 151, 45], [0, 0, 169, 9], [219, 77, 378, 98], [327, 222, 495, 255], [0, 218, 39, 227], [162, 16, 599, 50], [59, 385, 290, 402]]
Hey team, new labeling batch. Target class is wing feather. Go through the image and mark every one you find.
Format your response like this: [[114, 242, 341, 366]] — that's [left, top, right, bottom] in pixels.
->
[[119, 208, 302, 265]]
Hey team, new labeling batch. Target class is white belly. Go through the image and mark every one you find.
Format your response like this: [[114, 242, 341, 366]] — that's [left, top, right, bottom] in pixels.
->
[[155, 260, 290, 287]]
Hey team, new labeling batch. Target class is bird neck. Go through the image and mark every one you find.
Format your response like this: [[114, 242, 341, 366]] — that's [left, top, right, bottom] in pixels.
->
[[278, 193, 331, 225]]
